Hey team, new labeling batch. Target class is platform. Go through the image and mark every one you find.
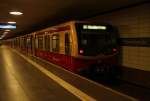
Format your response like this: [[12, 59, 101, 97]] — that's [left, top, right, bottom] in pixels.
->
[[0, 45, 137, 101]]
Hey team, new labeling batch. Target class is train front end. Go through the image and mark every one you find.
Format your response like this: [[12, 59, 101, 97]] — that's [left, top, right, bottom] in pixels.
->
[[73, 22, 119, 79]]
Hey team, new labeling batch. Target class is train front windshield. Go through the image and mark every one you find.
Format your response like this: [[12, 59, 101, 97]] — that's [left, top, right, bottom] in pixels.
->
[[75, 23, 117, 56]]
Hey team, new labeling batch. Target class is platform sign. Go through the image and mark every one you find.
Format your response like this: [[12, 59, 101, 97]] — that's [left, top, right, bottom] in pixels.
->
[[119, 38, 150, 47], [0, 23, 16, 29]]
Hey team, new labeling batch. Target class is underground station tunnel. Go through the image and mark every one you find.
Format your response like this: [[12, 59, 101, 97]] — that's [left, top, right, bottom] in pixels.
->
[[0, 0, 150, 101]]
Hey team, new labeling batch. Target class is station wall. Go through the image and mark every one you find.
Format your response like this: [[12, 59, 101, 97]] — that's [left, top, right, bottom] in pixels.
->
[[87, 3, 150, 88]]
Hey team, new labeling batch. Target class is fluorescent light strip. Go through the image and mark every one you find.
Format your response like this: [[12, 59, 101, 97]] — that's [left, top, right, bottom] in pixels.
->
[[8, 21, 16, 24], [9, 11, 23, 15], [0, 25, 16, 29]]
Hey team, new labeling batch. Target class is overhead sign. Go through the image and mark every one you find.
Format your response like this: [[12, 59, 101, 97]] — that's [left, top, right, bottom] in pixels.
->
[[0, 23, 16, 29]]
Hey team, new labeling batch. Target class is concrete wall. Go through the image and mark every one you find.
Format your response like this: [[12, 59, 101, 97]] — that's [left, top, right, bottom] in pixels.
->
[[87, 3, 150, 88]]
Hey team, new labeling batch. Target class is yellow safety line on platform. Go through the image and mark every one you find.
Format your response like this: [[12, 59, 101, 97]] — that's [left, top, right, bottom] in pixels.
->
[[33, 55, 138, 101], [13, 50, 97, 101]]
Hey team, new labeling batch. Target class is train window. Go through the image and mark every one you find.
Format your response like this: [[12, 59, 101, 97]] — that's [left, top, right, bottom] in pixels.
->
[[44, 36, 46, 51], [27, 38, 30, 48], [44, 35, 50, 51], [17, 38, 20, 48], [65, 32, 71, 55], [76, 23, 117, 56], [24, 38, 26, 49], [31, 37, 35, 52], [38, 36, 43, 50], [20, 38, 22, 48], [19, 38, 21, 48], [52, 34, 59, 52], [35, 37, 38, 49]]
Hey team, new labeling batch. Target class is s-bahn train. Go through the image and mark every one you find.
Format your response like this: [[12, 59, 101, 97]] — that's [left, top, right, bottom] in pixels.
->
[[7, 21, 119, 79]]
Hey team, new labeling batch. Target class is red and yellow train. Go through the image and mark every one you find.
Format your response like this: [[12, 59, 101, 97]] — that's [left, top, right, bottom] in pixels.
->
[[6, 21, 119, 78]]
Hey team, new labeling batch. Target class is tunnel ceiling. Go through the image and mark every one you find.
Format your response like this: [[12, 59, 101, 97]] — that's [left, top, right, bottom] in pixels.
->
[[0, 0, 148, 39]]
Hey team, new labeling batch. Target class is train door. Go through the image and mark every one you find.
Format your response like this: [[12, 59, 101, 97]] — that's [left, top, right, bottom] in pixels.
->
[[65, 32, 71, 55], [29, 35, 33, 54], [35, 35, 38, 51], [31, 35, 35, 55], [23, 37, 27, 51], [34, 34, 44, 57], [52, 34, 59, 53], [64, 31, 73, 70], [44, 34, 51, 52], [26, 36, 31, 54], [20, 37, 23, 50]]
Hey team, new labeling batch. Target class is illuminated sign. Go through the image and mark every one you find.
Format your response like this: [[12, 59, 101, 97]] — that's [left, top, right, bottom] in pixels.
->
[[83, 25, 106, 30], [0, 23, 16, 29]]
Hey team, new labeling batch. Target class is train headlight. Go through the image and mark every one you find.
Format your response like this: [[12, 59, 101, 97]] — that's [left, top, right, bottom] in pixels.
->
[[112, 48, 117, 52], [79, 49, 84, 54]]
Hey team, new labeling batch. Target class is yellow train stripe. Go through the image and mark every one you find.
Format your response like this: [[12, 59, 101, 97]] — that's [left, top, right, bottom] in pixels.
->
[[13, 49, 97, 101]]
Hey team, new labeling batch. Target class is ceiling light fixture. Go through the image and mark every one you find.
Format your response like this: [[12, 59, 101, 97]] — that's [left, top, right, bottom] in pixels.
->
[[0, 25, 16, 29], [9, 11, 23, 15], [8, 21, 16, 24]]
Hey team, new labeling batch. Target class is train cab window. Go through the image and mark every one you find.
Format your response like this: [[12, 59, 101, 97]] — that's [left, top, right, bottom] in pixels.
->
[[38, 36, 43, 50], [75, 23, 117, 56], [52, 34, 59, 52], [65, 32, 71, 55], [44, 35, 50, 51]]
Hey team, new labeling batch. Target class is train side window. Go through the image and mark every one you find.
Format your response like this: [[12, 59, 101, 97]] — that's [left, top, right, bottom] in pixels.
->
[[52, 34, 59, 52], [65, 32, 71, 55], [44, 35, 50, 51]]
